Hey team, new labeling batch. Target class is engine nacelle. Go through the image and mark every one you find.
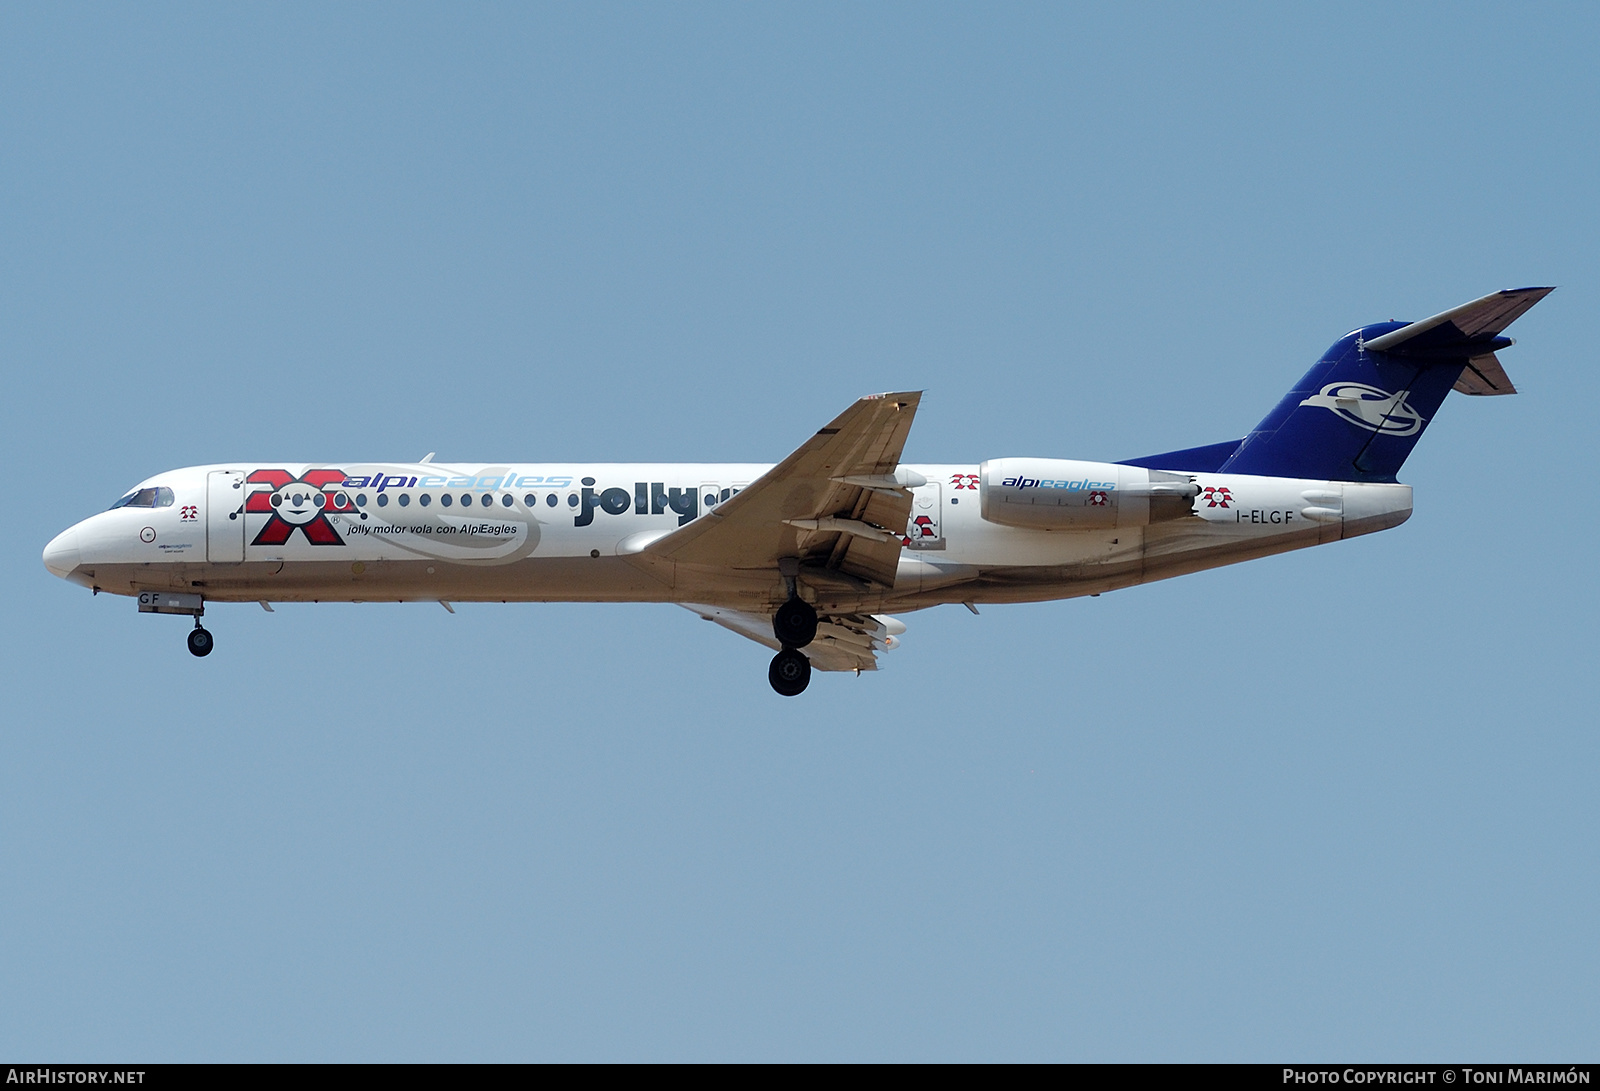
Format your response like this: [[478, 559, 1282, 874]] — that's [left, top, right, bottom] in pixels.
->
[[979, 458, 1199, 530]]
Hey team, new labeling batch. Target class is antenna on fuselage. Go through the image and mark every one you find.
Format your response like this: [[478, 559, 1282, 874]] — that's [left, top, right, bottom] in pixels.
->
[[419, 452, 436, 464]]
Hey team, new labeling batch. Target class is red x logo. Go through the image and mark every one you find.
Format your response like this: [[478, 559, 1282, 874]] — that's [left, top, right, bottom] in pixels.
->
[[245, 469, 353, 546]]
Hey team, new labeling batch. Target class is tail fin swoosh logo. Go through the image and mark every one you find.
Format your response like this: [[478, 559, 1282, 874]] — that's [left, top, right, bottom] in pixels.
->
[[1298, 382, 1426, 437]]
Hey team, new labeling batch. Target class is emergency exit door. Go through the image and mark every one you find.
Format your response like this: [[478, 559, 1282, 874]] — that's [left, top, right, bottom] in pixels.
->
[[905, 480, 943, 548], [207, 471, 245, 562]]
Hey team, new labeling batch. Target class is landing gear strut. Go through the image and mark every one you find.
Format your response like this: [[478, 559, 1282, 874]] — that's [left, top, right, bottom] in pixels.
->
[[768, 647, 811, 697], [187, 621, 214, 658], [767, 561, 816, 695]]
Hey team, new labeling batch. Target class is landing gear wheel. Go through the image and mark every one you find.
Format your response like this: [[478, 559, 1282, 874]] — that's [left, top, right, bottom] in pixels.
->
[[187, 626, 214, 658], [768, 648, 811, 697], [773, 596, 818, 648]]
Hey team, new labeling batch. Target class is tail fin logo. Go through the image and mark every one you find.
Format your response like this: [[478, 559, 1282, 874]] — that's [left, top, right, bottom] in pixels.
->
[[1299, 383, 1425, 437]]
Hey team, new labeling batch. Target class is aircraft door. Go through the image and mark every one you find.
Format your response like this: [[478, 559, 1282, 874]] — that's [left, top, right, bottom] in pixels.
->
[[905, 480, 943, 548], [207, 471, 245, 562]]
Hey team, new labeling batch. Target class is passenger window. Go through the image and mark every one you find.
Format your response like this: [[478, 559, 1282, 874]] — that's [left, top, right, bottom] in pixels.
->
[[441, 494, 453, 508], [419, 494, 431, 507], [524, 493, 536, 506], [398, 494, 410, 507]]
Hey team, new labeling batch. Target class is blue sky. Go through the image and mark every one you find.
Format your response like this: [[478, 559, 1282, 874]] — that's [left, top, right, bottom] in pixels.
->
[[3, 3, 1596, 1060]]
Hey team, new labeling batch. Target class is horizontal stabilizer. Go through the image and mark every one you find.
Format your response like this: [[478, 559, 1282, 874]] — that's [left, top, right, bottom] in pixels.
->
[[1362, 287, 1553, 356]]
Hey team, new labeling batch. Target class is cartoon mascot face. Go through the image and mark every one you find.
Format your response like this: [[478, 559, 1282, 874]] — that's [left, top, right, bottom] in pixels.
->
[[245, 469, 354, 546]]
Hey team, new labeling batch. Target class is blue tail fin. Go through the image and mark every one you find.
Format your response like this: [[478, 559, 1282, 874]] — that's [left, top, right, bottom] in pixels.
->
[[1218, 288, 1552, 482]]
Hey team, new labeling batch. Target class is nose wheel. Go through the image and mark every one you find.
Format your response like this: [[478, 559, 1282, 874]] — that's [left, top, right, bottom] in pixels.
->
[[768, 647, 811, 696], [187, 622, 214, 657]]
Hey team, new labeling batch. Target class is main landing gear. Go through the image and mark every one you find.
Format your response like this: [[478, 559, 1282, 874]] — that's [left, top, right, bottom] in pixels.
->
[[187, 620, 214, 657], [768, 595, 817, 696], [768, 647, 811, 697], [772, 596, 819, 648]]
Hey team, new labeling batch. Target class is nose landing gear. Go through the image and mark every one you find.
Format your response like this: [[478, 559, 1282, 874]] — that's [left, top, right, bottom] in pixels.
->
[[137, 592, 213, 657], [187, 620, 214, 657]]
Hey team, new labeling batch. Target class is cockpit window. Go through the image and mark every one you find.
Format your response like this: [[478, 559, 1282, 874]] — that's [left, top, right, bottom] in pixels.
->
[[109, 487, 174, 510]]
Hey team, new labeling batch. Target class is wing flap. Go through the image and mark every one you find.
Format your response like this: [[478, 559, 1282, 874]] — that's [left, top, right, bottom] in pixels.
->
[[838, 534, 900, 587], [681, 604, 900, 672], [858, 489, 912, 533]]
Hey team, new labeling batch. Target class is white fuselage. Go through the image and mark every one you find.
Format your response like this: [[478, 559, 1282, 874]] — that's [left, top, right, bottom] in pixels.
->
[[44, 460, 1412, 617]]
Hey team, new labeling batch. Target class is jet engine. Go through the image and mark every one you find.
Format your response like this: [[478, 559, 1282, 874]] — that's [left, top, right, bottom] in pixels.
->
[[978, 458, 1199, 530]]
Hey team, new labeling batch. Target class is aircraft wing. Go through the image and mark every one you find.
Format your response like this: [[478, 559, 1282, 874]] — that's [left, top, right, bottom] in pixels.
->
[[681, 604, 901, 672], [642, 392, 922, 589]]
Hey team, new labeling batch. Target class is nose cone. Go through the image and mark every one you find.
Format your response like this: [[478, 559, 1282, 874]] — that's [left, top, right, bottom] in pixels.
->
[[43, 527, 82, 579]]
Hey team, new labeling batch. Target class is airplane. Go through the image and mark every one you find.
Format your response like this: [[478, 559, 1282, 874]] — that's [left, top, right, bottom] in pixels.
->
[[43, 287, 1551, 696]]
